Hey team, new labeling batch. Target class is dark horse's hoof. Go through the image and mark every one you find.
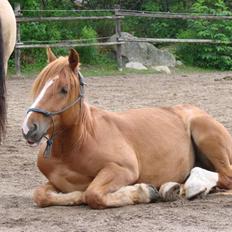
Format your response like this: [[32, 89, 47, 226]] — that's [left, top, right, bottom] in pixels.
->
[[147, 184, 161, 203], [159, 182, 181, 202]]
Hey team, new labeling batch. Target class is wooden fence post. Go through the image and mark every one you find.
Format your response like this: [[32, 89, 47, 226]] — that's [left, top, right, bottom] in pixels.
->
[[114, 4, 123, 71], [14, 3, 21, 77]]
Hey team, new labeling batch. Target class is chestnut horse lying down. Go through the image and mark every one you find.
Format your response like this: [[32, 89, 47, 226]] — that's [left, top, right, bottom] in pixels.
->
[[22, 48, 232, 209]]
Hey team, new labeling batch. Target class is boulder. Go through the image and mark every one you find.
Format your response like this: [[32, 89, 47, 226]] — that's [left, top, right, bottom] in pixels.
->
[[109, 32, 176, 67], [125, 62, 147, 70], [152, 66, 171, 74], [176, 60, 183, 66]]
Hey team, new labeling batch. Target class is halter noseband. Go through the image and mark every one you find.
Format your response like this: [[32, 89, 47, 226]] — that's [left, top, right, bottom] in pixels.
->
[[27, 71, 86, 158]]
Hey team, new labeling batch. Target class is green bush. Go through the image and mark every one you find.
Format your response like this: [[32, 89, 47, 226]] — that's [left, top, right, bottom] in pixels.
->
[[77, 26, 114, 65], [77, 26, 99, 64], [10, 0, 115, 68], [176, 0, 232, 70]]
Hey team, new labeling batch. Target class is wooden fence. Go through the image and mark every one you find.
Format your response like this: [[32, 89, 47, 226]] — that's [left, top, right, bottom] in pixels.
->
[[14, 4, 232, 76]]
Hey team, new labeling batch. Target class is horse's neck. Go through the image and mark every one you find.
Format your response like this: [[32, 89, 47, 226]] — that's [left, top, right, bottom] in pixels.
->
[[52, 102, 94, 157]]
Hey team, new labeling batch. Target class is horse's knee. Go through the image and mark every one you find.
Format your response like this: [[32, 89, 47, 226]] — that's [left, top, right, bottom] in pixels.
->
[[33, 186, 53, 207], [84, 189, 106, 209]]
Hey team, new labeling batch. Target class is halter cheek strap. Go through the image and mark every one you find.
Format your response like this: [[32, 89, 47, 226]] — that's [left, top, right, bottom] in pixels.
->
[[26, 71, 86, 159]]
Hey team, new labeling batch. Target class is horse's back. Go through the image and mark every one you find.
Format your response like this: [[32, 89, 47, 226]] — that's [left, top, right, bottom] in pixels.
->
[[172, 104, 232, 154]]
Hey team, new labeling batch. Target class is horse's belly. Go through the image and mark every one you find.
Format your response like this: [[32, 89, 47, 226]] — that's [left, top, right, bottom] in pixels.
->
[[138, 140, 195, 187], [134, 112, 195, 187]]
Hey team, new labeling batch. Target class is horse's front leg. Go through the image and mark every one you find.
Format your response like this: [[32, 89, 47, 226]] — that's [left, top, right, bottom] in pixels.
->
[[82, 163, 160, 209], [33, 182, 83, 207]]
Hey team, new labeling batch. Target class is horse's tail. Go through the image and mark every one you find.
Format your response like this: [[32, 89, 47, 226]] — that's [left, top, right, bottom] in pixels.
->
[[0, 19, 6, 142]]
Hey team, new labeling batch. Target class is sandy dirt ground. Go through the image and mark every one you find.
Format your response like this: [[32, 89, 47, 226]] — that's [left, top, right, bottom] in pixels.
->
[[1, 71, 232, 232]]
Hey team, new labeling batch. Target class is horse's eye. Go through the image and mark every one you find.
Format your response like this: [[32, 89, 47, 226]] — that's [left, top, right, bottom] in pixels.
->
[[60, 86, 68, 95]]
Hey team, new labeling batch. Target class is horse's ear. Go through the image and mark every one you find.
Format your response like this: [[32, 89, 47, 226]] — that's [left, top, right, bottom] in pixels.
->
[[47, 47, 57, 63], [68, 48, 79, 71]]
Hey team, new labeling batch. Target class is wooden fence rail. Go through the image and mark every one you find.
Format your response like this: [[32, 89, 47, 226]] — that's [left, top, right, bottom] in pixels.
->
[[122, 38, 232, 44], [14, 5, 232, 76], [16, 41, 124, 49], [117, 11, 232, 20], [17, 15, 124, 23]]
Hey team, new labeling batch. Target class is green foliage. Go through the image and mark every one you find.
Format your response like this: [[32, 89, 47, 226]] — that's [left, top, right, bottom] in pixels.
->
[[7, 0, 232, 72], [123, 0, 187, 40], [9, 0, 117, 68], [177, 0, 232, 70]]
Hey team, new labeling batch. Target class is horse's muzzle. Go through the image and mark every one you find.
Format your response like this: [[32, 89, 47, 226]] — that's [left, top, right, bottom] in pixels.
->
[[22, 122, 44, 146]]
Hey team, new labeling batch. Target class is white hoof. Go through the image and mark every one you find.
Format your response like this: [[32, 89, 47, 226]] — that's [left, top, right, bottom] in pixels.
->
[[184, 167, 218, 199]]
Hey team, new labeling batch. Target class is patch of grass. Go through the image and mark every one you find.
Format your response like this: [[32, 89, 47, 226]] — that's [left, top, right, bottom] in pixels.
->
[[8, 62, 46, 78], [81, 63, 156, 77], [8, 59, 227, 79], [8, 62, 157, 78]]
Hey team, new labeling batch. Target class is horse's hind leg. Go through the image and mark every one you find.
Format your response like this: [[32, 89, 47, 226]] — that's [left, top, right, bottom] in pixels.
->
[[190, 115, 232, 190], [159, 168, 220, 200], [33, 182, 83, 207]]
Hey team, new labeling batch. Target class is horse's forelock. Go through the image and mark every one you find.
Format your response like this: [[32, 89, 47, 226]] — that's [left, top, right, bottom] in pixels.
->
[[61, 66, 79, 101], [32, 56, 78, 99]]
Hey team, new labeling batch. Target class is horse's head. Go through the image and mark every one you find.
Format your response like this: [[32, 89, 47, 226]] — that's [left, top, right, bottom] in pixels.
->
[[22, 48, 83, 146]]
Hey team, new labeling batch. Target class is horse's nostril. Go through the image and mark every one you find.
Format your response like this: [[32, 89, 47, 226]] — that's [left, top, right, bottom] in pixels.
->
[[33, 123, 38, 131], [30, 123, 39, 137], [23, 122, 40, 141]]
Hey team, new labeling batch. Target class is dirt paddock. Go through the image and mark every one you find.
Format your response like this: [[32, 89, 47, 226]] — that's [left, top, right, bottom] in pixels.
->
[[1, 71, 232, 232]]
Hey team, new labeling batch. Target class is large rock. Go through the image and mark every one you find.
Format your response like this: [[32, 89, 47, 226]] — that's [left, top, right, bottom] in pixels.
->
[[109, 32, 176, 67]]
